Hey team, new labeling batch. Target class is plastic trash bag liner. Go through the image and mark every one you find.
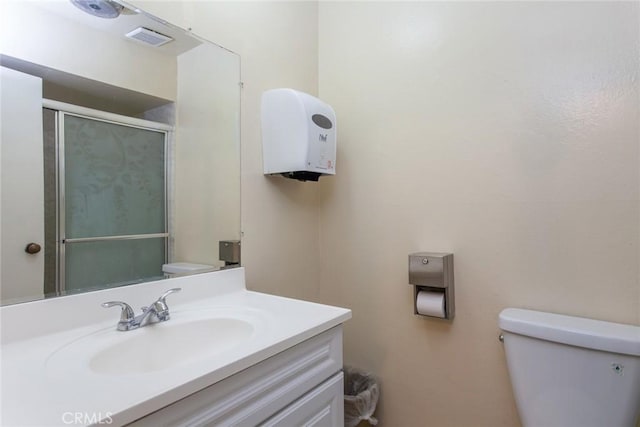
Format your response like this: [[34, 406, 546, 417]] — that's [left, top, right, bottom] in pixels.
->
[[344, 366, 379, 427]]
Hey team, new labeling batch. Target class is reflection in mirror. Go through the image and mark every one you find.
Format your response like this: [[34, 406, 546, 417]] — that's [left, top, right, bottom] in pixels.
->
[[0, 0, 241, 306]]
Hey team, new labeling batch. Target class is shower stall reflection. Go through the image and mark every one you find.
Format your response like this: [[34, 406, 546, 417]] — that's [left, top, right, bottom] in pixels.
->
[[44, 104, 170, 296]]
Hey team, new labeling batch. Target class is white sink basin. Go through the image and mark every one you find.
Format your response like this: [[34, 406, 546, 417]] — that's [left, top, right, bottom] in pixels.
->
[[46, 308, 262, 377], [90, 318, 254, 374]]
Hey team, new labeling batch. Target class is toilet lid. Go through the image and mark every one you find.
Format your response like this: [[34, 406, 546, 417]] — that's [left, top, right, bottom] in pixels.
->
[[499, 308, 640, 356], [162, 262, 216, 274]]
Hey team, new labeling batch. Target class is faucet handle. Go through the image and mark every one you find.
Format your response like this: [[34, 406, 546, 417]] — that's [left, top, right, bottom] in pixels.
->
[[101, 301, 135, 322], [158, 288, 182, 302], [153, 288, 182, 319]]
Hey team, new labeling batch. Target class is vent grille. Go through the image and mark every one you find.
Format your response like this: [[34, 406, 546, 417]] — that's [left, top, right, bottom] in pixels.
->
[[125, 27, 173, 47]]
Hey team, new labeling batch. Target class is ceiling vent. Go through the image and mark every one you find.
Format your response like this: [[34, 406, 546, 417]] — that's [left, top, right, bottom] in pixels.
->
[[125, 27, 173, 47]]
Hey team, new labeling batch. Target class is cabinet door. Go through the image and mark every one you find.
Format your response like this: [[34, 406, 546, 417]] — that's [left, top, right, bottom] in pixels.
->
[[261, 372, 344, 427], [128, 327, 343, 427]]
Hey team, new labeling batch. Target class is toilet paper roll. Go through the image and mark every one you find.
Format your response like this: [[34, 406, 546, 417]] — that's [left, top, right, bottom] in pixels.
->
[[416, 290, 445, 318]]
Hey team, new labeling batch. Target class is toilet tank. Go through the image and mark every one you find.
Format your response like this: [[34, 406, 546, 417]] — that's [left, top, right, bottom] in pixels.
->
[[499, 308, 640, 427]]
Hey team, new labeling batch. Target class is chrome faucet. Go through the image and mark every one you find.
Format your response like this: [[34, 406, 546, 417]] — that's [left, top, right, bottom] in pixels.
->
[[102, 288, 182, 331]]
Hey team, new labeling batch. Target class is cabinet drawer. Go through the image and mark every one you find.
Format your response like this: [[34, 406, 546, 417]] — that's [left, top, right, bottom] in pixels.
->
[[129, 326, 343, 427], [261, 372, 344, 427]]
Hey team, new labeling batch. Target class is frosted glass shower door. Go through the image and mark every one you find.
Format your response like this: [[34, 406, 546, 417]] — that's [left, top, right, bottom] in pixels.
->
[[61, 113, 168, 292]]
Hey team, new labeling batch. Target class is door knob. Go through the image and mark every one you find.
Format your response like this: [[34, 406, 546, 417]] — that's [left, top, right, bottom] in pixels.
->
[[25, 243, 41, 254]]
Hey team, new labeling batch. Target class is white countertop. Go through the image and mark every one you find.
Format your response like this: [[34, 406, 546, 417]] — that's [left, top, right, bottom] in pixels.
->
[[0, 268, 351, 426]]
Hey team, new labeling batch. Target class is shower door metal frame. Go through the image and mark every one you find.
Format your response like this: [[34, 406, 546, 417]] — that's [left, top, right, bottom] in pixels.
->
[[44, 100, 173, 294]]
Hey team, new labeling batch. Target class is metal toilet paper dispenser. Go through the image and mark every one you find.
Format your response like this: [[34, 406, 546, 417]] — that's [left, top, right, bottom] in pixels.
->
[[408, 252, 455, 320]]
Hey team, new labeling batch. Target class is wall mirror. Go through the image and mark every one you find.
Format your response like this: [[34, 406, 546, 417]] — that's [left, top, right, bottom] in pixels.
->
[[0, 0, 241, 306]]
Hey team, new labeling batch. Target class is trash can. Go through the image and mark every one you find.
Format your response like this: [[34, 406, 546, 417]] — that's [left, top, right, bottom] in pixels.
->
[[344, 366, 379, 427]]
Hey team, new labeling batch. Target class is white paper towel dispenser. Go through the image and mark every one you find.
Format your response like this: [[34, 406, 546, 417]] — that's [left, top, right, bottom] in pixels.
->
[[261, 88, 336, 182]]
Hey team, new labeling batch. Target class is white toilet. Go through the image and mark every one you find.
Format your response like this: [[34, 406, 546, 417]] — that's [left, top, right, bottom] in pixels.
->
[[161, 262, 216, 278], [499, 308, 640, 427]]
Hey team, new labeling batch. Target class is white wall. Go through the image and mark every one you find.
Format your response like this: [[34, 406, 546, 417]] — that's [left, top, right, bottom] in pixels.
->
[[174, 43, 241, 267], [318, 2, 639, 426], [100, 1, 639, 425], [134, 1, 321, 299], [0, 0, 176, 101]]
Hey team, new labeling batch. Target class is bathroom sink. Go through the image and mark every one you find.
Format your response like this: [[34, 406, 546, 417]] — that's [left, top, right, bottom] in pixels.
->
[[46, 309, 260, 377], [90, 317, 254, 374]]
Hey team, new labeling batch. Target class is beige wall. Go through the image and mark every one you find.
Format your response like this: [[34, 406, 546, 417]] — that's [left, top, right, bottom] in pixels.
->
[[318, 2, 639, 426], [134, 1, 320, 299]]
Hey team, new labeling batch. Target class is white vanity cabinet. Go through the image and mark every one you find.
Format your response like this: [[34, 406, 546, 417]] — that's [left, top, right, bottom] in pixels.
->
[[1, 269, 351, 426], [128, 326, 345, 427]]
